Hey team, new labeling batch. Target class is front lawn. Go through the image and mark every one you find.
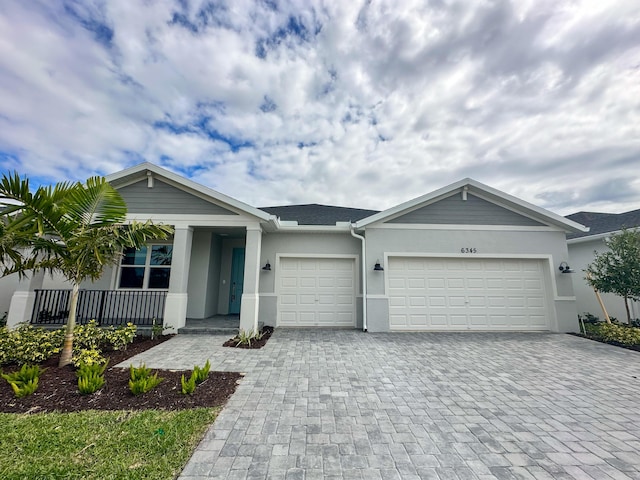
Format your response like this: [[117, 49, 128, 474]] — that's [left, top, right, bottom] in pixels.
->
[[0, 408, 217, 479], [0, 324, 242, 479]]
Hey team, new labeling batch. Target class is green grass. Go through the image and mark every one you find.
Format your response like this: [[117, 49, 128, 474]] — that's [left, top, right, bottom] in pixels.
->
[[0, 408, 218, 480]]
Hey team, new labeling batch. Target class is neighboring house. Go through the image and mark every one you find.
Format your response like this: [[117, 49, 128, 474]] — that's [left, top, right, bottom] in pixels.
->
[[566, 209, 640, 321], [3, 162, 587, 333]]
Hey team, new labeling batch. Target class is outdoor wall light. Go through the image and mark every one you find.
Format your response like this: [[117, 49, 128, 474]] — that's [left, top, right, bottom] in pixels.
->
[[558, 262, 574, 273], [373, 260, 384, 271], [262, 261, 272, 271]]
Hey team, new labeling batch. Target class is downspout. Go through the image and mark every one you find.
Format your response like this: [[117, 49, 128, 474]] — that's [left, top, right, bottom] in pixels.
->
[[350, 225, 367, 332]]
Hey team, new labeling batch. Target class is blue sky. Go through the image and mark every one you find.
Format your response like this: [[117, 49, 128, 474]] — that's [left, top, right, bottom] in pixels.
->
[[0, 0, 639, 214]]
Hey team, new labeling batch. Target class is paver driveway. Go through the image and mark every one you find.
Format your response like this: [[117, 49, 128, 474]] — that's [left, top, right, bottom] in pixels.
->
[[125, 330, 640, 480]]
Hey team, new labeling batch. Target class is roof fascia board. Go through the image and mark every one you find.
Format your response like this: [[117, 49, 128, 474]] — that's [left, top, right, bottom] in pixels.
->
[[567, 230, 620, 245], [106, 162, 274, 222]]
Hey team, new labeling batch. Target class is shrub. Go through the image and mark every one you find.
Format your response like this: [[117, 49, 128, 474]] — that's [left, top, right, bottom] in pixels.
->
[[235, 329, 264, 347], [103, 323, 137, 351], [74, 320, 137, 353], [584, 322, 640, 346], [3, 325, 64, 366], [1, 364, 45, 397], [128, 363, 163, 395], [181, 374, 196, 395], [0, 312, 6, 328], [192, 360, 210, 384], [76, 362, 108, 395], [72, 348, 107, 368]]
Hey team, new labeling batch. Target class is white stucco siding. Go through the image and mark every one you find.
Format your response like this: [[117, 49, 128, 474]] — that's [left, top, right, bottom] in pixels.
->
[[568, 239, 640, 322], [364, 228, 577, 333]]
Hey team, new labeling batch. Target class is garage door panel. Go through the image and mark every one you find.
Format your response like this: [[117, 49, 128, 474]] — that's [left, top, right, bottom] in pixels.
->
[[448, 296, 466, 307], [388, 257, 549, 331], [278, 257, 356, 327]]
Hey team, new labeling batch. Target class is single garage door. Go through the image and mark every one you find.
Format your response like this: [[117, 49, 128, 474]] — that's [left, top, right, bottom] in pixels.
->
[[388, 257, 550, 331], [278, 257, 356, 327]]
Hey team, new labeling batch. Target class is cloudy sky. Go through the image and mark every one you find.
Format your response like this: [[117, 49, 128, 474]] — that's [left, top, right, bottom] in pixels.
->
[[0, 0, 639, 215]]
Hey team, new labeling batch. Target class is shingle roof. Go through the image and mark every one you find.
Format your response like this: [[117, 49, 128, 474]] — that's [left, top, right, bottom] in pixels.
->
[[260, 204, 380, 225], [566, 209, 640, 239]]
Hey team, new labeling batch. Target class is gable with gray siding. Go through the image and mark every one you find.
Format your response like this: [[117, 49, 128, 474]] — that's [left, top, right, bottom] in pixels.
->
[[387, 193, 545, 226], [118, 180, 238, 215]]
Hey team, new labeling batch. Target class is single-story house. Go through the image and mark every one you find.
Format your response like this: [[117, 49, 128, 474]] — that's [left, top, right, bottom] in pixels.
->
[[4, 162, 588, 333], [566, 209, 640, 321]]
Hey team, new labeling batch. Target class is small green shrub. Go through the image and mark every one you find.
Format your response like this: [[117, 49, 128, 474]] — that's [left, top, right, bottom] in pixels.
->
[[72, 348, 107, 368], [235, 329, 264, 347], [0, 312, 7, 328], [584, 322, 640, 346], [73, 320, 103, 350], [181, 373, 196, 395], [74, 320, 137, 353], [129, 363, 152, 382], [3, 325, 64, 366], [128, 363, 163, 395], [192, 360, 211, 384], [1, 364, 45, 397], [103, 323, 137, 351], [76, 362, 108, 395]]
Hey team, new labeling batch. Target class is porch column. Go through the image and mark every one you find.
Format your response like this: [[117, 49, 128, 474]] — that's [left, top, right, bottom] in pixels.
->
[[7, 270, 45, 329], [163, 226, 193, 332], [240, 226, 262, 333]]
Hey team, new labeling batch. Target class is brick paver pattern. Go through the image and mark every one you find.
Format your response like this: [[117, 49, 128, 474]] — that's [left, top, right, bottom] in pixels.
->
[[122, 330, 640, 480]]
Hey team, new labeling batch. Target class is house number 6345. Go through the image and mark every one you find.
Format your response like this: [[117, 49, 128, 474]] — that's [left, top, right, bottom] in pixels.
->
[[460, 247, 477, 253]]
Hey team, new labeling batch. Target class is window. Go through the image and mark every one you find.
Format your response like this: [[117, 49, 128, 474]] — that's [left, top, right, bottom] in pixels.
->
[[118, 245, 173, 289]]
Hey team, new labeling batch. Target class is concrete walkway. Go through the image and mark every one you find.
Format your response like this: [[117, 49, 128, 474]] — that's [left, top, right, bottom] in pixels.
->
[[123, 330, 640, 480]]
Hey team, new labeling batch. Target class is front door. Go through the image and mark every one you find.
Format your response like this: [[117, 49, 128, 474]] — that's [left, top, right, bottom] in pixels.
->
[[228, 248, 245, 314]]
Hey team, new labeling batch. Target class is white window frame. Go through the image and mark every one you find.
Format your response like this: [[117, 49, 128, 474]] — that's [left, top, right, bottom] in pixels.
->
[[116, 243, 173, 290]]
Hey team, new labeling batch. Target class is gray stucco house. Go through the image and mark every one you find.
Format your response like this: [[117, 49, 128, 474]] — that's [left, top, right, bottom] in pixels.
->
[[567, 209, 640, 321], [4, 162, 588, 333]]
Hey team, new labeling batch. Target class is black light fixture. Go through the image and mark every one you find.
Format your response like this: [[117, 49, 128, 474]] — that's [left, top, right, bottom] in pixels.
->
[[558, 261, 574, 273], [373, 260, 384, 271], [262, 260, 272, 271]]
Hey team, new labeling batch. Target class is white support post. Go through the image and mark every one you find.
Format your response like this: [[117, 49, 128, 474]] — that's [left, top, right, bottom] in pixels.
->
[[7, 270, 45, 329], [163, 227, 193, 332], [239, 226, 262, 333]]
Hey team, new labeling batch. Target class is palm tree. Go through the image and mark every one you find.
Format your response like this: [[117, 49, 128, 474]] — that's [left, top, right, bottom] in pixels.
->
[[0, 172, 173, 366]]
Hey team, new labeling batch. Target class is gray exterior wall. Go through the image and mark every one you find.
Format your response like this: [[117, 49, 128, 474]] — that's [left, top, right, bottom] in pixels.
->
[[388, 193, 545, 226], [568, 239, 640, 321], [364, 227, 577, 333], [258, 232, 363, 327], [118, 179, 238, 216]]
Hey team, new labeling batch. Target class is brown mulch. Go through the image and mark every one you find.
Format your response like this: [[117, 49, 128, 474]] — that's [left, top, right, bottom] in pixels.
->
[[223, 326, 274, 349], [0, 335, 242, 414]]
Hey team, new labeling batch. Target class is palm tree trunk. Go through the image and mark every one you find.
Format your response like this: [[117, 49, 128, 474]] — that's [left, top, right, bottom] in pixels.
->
[[58, 283, 79, 367]]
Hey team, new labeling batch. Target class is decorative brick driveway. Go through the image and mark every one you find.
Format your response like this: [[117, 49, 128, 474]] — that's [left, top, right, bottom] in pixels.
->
[[126, 330, 640, 479]]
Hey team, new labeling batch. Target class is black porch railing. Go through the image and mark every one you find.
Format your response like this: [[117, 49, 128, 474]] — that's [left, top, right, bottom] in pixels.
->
[[31, 289, 167, 327]]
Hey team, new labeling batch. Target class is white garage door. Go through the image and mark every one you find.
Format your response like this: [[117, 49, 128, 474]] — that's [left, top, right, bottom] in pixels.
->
[[278, 257, 356, 327], [388, 257, 550, 331]]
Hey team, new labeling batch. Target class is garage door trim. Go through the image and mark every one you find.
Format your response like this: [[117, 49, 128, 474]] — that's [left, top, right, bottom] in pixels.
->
[[275, 254, 359, 327], [383, 253, 557, 331]]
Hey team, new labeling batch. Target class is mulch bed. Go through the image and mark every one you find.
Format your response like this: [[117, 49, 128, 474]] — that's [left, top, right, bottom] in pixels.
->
[[569, 333, 640, 352], [0, 335, 242, 414], [223, 326, 274, 349]]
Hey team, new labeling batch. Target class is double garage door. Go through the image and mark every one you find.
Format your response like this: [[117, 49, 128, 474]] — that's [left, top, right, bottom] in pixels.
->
[[278, 257, 356, 327], [388, 257, 550, 331]]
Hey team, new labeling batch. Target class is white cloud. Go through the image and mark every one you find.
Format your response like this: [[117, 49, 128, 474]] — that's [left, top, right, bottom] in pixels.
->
[[0, 0, 639, 215]]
